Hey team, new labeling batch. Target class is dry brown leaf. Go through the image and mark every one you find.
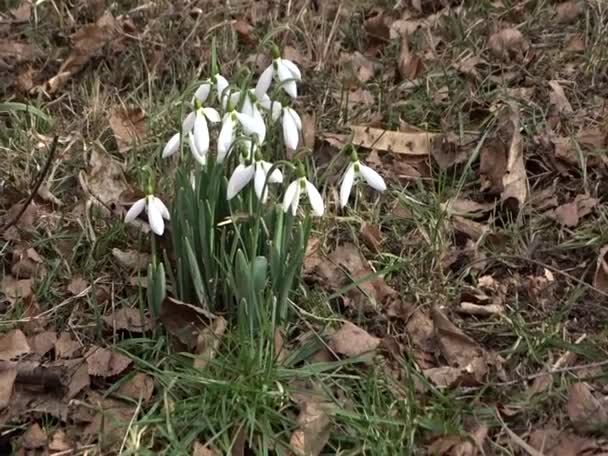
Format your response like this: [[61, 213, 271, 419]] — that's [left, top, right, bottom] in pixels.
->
[[11, 247, 46, 279], [456, 302, 504, 316], [451, 216, 489, 241], [103, 307, 153, 333], [0, 330, 31, 361], [0, 367, 17, 409], [593, 245, 608, 292], [86, 346, 132, 377], [360, 223, 383, 253], [423, 366, 467, 389], [329, 322, 380, 359], [27, 331, 57, 356], [341, 52, 375, 83], [565, 33, 585, 52], [556, 1, 582, 24], [193, 441, 218, 456], [274, 327, 287, 364], [444, 198, 494, 218], [430, 133, 473, 169], [48, 431, 72, 452], [453, 55, 483, 79], [112, 248, 150, 271], [10, 0, 32, 21], [550, 194, 597, 227], [345, 89, 374, 106], [109, 107, 146, 154], [428, 425, 488, 455], [84, 395, 136, 446], [501, 106, 528, 211], [567, 382, 608, 433], [42, 11, 118, 94], [0, 41, 41, 62], [67, 275, 89, 295], [398, 34, 424, 81], [159, 297, 217, 350], [488, 28, 529, 62], [290, 400, 333, 456], [22, 422, 47, 449], [1, 276, 33, 304], [351, 125, 435, 156], [301, 113, 316, 149], [67, 361, 90, 399], [364, 10, 392, 43], [80, 147, 128, 207], [232, 19, 255, 45], [528, 428, 600, 456], [116, 372, 154, 402], [55, 332, 81, 359], [194, 316, 226, 369], [548, 80, 573, 114]]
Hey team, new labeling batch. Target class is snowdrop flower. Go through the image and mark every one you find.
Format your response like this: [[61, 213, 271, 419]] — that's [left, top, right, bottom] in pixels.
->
[[340, 152, 386, 208], [282, 163, 324, 216], [187, 131, 206, 166], [258, 95, 282, 121], [124, 194, 170, 236], [255, 47, 301, 99], [161, 132, 181, 158], [217, 105, 265, 163], [181, 100, 221, 158], [281, 107, 302, 150], [226, 155, 283, 202]]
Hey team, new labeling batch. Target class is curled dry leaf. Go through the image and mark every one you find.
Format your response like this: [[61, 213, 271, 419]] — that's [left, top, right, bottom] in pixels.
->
[[443, 198, 494, 218], [67, 275, 89, 295], [456, 302, 504, 316], [48, 431, 72, 452], [109, 107, 146, 154], [11, 247, 46, 279], [593, 245, 608, 293], [341, 51, 375, 83], [359, 223, 383, 253], [194, 316, 227, 369], [103, 307, 154, 333], [116, 372, 154, 402], [290, 400, 333, 456], [398, 34, 424, 81], [112, 248, 150, 271], [351, 125, 435, 156], [86, 346, 132, 377], [548, 80, 573, 114], [0, 329, 31, 361], [192, 441, 219, 456], [159, 297, 217, 350], [80, 147, 128, 207], [567, 382, 608, 433], [501, 106, 528, 212], [488, 28, 529, 62], [329, 322, 380, 360]]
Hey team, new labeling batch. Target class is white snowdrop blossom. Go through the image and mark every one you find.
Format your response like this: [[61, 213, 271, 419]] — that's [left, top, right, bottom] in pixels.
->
[[161, 132, 181, 158], [217, 108, 265, 163], [255, 50, 301, 99], [258, 95, 282, 121], [226, 158, 283, 202], [340, 160, 386, 208], [282, 177, 324, 217], [124, 194, 170, 236], [281, 107, 302, 150], [179, 93, 221, 161]]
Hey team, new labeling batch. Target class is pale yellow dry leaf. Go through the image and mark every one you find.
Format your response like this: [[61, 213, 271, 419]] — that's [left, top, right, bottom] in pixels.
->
[[501, 106, 528, 211], [290, 401, 333, 456], [0, 368, 17, 409], [329, 322, 380, 359], [488, 28, 529, 62], [48, 431, 72, 452], [116, 373, 154, 402], [548, 80, 573, 114], [192, 441, 218, 456], [351, 126, 435, 156], [80, 147, 128, 207], [194, 317, 226, 369], [0, 329, 31, 361], [109, 107, 146, 154]]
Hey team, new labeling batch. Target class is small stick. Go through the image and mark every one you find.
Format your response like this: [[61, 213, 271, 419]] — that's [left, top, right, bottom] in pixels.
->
[[1, 135, 59, 233]]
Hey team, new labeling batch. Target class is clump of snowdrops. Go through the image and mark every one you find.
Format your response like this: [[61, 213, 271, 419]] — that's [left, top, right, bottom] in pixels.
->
[[125, 46, 386, 337]]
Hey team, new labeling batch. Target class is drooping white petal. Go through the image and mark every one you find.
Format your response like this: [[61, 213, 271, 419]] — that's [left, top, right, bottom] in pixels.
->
[[359, 164, 387, 192], [305, 180, 324, 216], [259, 95, 282, 121], [227, 164, 254, 200], [193, 114, 209, 156], [124, 198, 146, 223], [285, 107, 302, 130], [251, 105, 266, 142], [276, 61, 298, 98], [282, 109, 299, 150], [182, 111, 195, 133], [202, 107, 221, 123], [255, 64, 274, 99], [281, 59, 302, 80], [236, 112, 265, 140], [254, 164, 267, 202], [340, 163, 356, 208], [260, 161, 283, 183], [153, 197, 170, 220], [241, 95, 254, 117], [162, 132, 181, 158], [282, 180, 299, 214], [217, 116, 236, 162], [194, 82, 211, 102], [222, 91, 240, 111], [188, 131, 206, 166], [146, 197, 165, 235], [215, 74, 229, 100]]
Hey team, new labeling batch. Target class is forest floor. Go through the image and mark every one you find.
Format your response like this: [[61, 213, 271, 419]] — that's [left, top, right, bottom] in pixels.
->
[[1, 0, 608, 454]]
